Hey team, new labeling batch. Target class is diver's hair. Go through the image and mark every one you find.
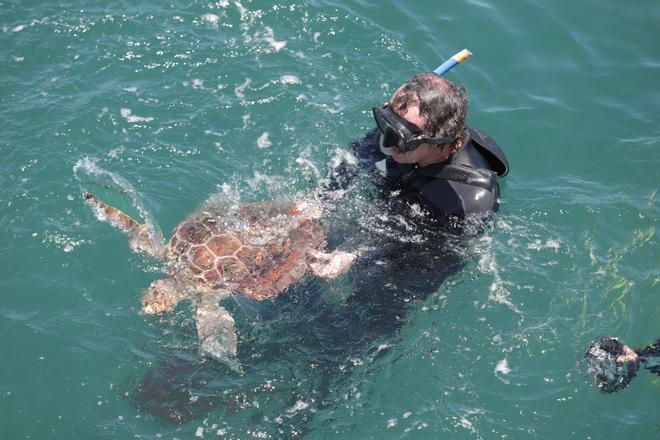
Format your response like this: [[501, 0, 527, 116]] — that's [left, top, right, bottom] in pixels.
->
[[390, 73, 468, 150], [592, 337, 625, 357]]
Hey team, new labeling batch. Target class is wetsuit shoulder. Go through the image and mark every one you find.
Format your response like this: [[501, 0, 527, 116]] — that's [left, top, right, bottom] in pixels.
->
[[467, 126, 509, 177], [408, 135, 501, 220], [640, 339, 660, 376], [415, 173, 499, 220]]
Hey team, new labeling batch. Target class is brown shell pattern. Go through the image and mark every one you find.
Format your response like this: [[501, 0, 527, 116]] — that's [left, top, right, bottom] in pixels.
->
[[166, 206, 325, 300]]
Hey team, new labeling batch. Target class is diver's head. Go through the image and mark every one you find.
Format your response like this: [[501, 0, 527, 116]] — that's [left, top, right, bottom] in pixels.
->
[[585, 337, 640, 393], [373, 74, 468, 163]]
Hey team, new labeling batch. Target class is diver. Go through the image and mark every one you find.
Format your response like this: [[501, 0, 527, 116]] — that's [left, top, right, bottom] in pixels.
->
[[340, 51, 510, 231], [584, 337, 660, 393]]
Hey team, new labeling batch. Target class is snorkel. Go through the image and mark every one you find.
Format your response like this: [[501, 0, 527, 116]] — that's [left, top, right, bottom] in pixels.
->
[[376, 49, 472, 156], [433, 49, 472, 76]]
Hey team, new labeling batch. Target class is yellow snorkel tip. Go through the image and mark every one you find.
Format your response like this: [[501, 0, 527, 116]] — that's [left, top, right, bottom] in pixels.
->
[[453, 49, 472, 63]]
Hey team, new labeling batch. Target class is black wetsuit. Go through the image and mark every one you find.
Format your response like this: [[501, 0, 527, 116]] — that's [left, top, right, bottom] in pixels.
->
[[640, 339, 660, 376], [353, 126, 509, 228]]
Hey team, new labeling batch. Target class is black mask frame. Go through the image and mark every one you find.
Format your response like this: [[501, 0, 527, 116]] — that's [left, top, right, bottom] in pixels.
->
[[372, 104, 456, 153]]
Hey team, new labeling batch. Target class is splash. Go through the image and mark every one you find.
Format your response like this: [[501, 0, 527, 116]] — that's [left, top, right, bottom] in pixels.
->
[[40, 231, 91, 253], [494, 358, 511, 375], [201, 13, 220, 26], [476, 235, 522, 314], [256, 132, 271, 149], [120, 108, 154, 123], [73, 157, 163, 246]]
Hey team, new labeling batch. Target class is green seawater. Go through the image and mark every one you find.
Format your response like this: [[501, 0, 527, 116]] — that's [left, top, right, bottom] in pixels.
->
[[1, 0, 659, 438]]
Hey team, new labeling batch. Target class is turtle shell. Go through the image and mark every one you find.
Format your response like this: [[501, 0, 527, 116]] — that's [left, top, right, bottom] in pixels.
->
[[166, 201, 325, 300]]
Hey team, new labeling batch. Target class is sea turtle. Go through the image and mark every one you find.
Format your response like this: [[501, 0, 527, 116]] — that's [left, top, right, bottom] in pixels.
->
[[84, 193, 356, 371]]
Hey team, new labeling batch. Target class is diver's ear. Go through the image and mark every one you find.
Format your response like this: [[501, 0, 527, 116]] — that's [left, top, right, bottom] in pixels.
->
[[450, 139, 463, 154]]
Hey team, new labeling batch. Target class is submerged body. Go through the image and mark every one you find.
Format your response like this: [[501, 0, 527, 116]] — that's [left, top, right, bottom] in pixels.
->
[[585, 337, 660, 393], [85, 194, 355, 370]]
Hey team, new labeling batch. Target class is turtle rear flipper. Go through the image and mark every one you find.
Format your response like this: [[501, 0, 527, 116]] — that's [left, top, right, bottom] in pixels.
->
[[196, 292, 242, 373], [85, 193, 165, 259]]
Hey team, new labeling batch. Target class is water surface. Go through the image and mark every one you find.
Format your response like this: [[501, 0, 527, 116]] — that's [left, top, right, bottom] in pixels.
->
[[1, 0, 659, 438]]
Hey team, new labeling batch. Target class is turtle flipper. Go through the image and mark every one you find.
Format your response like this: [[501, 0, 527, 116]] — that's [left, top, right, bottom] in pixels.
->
[[308, 249, 357, 279], [84, 193, 164, 259], [196, 293, 242, 373], [142, 277, 187, 314]]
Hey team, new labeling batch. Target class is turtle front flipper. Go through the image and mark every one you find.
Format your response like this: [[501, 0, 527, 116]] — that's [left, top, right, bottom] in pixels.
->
[[142, 277, 187, 314], [308, 249, 357, 279], [84, 193, 165, 260], [195, 291, 242, 373]]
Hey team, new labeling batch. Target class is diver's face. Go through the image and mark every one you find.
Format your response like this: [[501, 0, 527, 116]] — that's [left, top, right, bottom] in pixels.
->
[[389, 104, 452, 167]]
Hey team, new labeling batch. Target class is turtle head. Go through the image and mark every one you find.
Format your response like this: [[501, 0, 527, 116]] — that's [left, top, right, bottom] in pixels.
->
[[142, 277, 184, 314]]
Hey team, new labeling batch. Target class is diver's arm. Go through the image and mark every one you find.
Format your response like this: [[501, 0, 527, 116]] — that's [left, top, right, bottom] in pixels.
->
[[639, 339, 660, 376], [352, 128, 386, 166], [320, 128, 383, 194]]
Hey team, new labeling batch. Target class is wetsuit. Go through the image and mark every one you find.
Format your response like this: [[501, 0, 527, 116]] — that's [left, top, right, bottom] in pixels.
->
[[353, 126, 509, 227], [640, 339, 660, 375]]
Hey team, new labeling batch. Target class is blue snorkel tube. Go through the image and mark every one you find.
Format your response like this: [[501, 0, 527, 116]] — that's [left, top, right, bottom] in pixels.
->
[[433, 49, 472, 76]]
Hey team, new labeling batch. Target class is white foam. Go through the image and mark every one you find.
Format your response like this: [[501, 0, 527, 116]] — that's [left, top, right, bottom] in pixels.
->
[[459, 417, 474, 430], [42, 231, 91, 253], [73, 157, 163, 245], [120, 108, 154, 123], [351, 358, 363, 366], [201, 13, 220, 25], [295, 157, 321, 181], [494, 358, 511, 375], [378, 343, 392, 352], [527, 238, 561, 251], [280, 75, 300, 85], [545, 239, 561, 250], [235, 1, 248, 19], [262, 26, 286, 51], [256, 132, 271, 149], [477, 235, 521, 314], [287, 400, 309, 413], [234, 77, 251, 100], [107, 146, 125, 158]]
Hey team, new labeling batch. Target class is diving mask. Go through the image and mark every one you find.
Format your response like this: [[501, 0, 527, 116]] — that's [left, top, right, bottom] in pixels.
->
[[372, 104, 456, 155]]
